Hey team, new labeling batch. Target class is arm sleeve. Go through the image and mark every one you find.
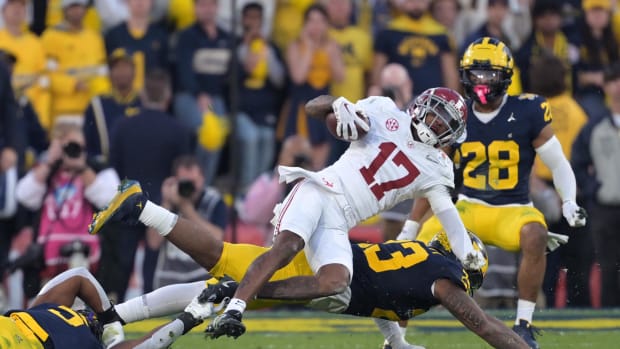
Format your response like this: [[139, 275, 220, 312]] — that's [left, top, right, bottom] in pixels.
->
[[426, 185, 473, 262], [84, 168, 121, 209], [535, 135, 577, 203], [174, 31, 197, 94], [15, 170, 47, 210]]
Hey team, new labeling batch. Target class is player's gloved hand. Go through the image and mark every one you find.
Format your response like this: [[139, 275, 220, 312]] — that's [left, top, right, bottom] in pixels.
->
[[198, 275, 238, 304], [331, 96, 369, 141], [396, 220, 420, 241], [562, 200, 587, 227], [461, 250, 486, 271], [185, 295, 216, 321], [102, 321, 124, 349], [547, 232, 569, 252], [205, 310, 246, 339]]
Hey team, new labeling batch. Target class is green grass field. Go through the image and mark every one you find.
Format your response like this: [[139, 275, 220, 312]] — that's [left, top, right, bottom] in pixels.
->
[[124, 308, 620, 348]]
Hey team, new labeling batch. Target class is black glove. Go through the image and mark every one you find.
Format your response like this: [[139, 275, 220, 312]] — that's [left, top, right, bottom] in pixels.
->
[[204, 310, 245, 339]]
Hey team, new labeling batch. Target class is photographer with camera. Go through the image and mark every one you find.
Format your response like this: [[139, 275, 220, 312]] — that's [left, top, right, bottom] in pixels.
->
[[151, 155, 228, 288], [13, 122, 120, 296], [238, 135, 314, 246]]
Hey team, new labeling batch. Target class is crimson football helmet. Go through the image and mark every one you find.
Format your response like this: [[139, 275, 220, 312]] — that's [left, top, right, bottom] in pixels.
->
[[406, 87, 467, 147]]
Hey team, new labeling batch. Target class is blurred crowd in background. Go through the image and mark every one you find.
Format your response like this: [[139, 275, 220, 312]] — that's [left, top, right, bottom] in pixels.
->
[[0, 0, 618, 314]]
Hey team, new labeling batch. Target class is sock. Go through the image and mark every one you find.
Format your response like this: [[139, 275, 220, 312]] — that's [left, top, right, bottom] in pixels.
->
[[375, 319, 406, 348], [115, 281, 205, 323], [138, 201, 178, 236], [134, 319, 185, 349], [400, 325, 407, 337], [225, 298, 246, 313], [515, 299, 536, 325], [114, 295, 151, 324]]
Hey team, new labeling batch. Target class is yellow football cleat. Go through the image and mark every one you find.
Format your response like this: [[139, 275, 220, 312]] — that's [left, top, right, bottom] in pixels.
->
[[88, 179, 146, 235]]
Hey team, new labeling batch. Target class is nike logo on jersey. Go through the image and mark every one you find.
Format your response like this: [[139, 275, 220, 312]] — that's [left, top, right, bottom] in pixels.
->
[[425, 154, 440, 165], [322, 177, 334, 188], [507, 113, 516, 122]]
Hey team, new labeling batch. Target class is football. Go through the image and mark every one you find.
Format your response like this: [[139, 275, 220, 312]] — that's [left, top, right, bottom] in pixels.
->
[[326, 112, 370, 140]]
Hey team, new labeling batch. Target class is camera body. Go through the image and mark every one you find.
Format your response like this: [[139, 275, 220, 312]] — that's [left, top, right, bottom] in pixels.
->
[[293, 154, 312, 169], [63, 141, 84, 158], [177, 179, 196, 198]]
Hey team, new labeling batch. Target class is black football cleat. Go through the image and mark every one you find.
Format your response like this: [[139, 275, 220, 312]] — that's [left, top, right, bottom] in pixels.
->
[[512, 319, 541, 349]]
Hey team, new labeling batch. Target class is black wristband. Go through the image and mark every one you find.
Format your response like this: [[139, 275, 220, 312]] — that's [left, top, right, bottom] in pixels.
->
[[97, 306, 126, 325], [177, 312, 203, 334]]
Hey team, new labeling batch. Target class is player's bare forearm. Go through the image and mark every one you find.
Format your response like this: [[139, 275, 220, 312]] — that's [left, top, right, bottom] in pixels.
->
[[435, 280, 529, 349], [258, 276, 325, 300], [234, 231, 304, 302], [410, 196, 431, 222], [305, 95, 337, 120]]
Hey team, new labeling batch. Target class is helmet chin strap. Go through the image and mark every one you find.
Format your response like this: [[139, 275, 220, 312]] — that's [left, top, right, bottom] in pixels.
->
[[473, 84, 491, 104], [414, 123, 438, 146]]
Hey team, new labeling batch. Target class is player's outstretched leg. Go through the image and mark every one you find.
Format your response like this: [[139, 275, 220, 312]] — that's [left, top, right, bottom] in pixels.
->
[[88, 179, 147, 235], [90, 178, 223, 270]]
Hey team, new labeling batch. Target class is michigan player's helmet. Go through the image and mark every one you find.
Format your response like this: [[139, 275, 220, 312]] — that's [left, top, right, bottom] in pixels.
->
[[77, 309, 103, 341], [460, 37, 514, 105], [406, 87, 467, 147], [428, 230, 489, 291]]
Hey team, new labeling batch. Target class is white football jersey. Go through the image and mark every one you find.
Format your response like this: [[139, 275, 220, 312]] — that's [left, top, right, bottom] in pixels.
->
[[322, 96, 455, 221]]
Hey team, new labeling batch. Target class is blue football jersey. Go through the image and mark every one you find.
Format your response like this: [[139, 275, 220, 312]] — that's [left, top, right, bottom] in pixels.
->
[[456, 94, 552, 205], [6, 303, 102, 349], [345, 240, 470, 321]]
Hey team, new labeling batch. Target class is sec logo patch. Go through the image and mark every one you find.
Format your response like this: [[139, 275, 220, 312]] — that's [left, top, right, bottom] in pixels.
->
[[385, 118, 399, 131]]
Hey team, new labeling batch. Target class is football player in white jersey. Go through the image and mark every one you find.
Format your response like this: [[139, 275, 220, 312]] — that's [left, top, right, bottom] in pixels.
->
[[202, 87, 487, 338]]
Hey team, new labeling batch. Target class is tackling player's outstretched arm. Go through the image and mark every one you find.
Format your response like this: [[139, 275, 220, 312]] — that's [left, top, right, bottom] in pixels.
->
[[305, 95, 337, 120], [433, 279, 529, 349]]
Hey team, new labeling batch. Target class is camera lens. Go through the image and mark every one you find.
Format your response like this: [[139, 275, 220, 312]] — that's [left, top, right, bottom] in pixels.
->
[[63, 142, 84, 158], [178, 180, 196, 198]]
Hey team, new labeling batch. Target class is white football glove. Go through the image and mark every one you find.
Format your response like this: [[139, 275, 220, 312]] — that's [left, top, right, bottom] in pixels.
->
[[461, 250, 486, 271], [547, 231, 569, 252], [562, 200, 587, 227], [102, 321, 124, 349], [184, 295, 216, 321], [331, 96, 369, 141]]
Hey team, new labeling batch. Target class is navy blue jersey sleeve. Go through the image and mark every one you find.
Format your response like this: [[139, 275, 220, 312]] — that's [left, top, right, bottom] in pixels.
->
[[345, 241, 470, 321], [519, 94, 552, 139]]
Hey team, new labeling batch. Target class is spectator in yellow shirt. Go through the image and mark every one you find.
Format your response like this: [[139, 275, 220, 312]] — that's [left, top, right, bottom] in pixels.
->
[[45, 0, 101, 32], [0, 0, 51, 129], [321, 0, 373, 165], [41, 0, 109, 126]]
